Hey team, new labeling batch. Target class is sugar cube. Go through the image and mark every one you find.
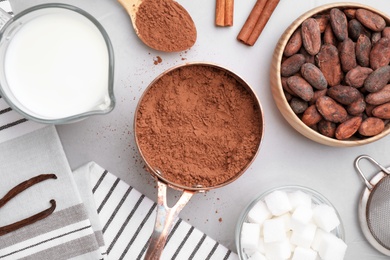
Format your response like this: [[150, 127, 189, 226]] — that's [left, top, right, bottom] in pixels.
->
[[264, 239, 291, 260], [274, 212, 292, 232], [248, 200, 272, 225], [311, 228, 326, 251], [288, 190, 312, 210], [264, 190, 292, 216], [247, 251, 267, 260], [317, 232, 347, 260], [263, 217, 286, 243], [291, 247, 317, 260], [245, 236, 265, 254], [241, 222, 261, 250], [291, 206, 313, 231], [312, 204, 340, 232], [290, 223, 317, 248], [258, 236, 265, 254]]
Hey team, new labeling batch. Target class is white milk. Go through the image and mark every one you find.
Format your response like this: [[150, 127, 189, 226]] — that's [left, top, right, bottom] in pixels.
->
[[4, 10, 110, 119]]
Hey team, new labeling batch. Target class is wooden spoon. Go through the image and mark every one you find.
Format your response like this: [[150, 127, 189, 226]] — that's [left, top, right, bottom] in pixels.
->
[[118, 0, 197, 52]]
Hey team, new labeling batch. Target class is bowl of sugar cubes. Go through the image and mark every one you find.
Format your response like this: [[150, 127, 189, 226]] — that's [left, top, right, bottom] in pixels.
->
[[236, 186, 347, 260]]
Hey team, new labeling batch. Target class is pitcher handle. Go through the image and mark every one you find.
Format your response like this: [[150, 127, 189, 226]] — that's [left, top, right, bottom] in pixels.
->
[[144, 180, 195, 260], [0, 8, 11, 30]]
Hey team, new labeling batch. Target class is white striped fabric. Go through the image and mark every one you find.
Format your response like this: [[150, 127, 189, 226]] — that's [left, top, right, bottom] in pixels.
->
[[0, 97, 45, 143], [0, 127, 103, 260], [86, 162, 238, 260]]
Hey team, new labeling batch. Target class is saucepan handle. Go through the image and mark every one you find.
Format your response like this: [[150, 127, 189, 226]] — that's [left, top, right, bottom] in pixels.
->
[[144, 180, 195, 260]]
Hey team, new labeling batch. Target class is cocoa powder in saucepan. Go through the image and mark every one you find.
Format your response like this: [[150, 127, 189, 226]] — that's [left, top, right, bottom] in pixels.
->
[[135, 0, 197, 52], [136, 64, 263, 188]]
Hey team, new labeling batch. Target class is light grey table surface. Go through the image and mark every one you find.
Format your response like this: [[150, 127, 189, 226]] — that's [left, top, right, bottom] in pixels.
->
[[9, 0, 390, 258]]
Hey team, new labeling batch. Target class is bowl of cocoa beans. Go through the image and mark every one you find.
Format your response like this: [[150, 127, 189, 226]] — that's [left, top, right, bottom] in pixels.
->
[[270, 3, 390, 146]]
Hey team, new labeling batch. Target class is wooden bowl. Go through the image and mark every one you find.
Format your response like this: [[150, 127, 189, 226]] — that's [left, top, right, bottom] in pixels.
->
[[270, 3, 390, 147]]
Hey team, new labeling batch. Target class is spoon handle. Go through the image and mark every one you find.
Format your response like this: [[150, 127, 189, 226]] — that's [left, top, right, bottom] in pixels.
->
[[117, 0, 140, 27]]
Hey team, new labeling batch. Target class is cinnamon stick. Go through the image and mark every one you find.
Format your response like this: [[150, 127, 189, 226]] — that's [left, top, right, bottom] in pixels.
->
[[215, 0, 234, 27], [237, 0, 280, 46], [224, 0, 234, 26]]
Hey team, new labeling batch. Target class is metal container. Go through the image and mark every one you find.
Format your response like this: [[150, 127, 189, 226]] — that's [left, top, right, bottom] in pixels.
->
[[134, 62, 264, 259]]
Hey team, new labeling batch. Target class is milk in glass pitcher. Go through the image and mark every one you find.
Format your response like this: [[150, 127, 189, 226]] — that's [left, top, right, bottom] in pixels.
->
[[0, 4, 115, 124]]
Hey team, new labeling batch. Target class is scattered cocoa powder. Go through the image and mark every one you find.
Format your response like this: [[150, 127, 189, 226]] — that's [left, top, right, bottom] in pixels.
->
[[135, 0, 197, 52], [136, 64, 263, 188], [153, 56, 162, 65]]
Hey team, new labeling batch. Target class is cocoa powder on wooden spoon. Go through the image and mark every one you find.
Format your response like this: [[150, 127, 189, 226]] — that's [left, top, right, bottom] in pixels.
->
[[118, 0, 197, 52]]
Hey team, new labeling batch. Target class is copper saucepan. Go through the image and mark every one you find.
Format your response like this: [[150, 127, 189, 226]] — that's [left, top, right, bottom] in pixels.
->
[[134, 62, 264, 259]]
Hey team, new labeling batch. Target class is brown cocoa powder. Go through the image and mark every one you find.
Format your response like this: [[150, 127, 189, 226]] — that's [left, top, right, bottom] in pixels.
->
[[135, 0, 197, 52], [136, 64, 262, 188]]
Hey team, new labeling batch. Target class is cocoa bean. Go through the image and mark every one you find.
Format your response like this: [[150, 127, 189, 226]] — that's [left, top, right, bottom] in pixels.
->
[[314, 14, 330, 33], [330, 8, 348, 41], [287, 75, 314, 101], [366, 103, 376, 117], [348, 19, 371, 41], [301, 18, 322, 55], [318, 120, 336, 137], [302, 105, 322, 126], [359, 117, 385, 136], [335, 116, 362, 139], [284, 91, 292, 101], [370, 37, 390, 70], [323, 24, 338, 46], [281, 76, 296, 96], [339, 38, 357, 72], [301, 63, 328, 90], [284, 28, 302, 57], [355, 8, 386, 32], [356, 34, 372, 67], [343, 8, 357, 19], [281, 54, 306, 77], [372, 102, 390, 119], [347, 95, 366, 115], [299, 47, 315, 64], [327, 85, 361, 105], [383, 27, 390, 38], [364, 65, 390, 92], [372, 32, 382, 45], [310, 89, 327, 105], [316, 44, 342, 87], [345, 66, 373, 88], [316, 96, 348, 123], [290, 97, 308, 114], [366, 84, 390, 105]]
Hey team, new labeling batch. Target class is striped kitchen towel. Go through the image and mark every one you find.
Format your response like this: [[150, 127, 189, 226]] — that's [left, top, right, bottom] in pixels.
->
[[0, 96, 45, 144], [75, 162, 238, 260], [0, 126, 104, 260]]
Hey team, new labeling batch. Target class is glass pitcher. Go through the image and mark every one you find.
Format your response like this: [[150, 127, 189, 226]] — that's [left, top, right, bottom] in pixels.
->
[[0, 4, 115, 124]]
